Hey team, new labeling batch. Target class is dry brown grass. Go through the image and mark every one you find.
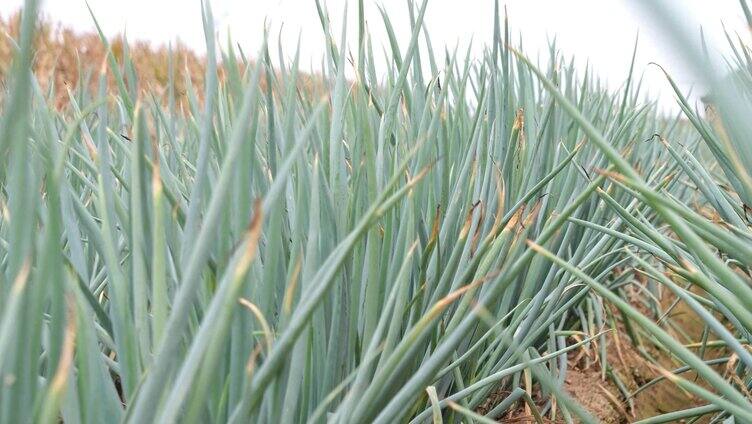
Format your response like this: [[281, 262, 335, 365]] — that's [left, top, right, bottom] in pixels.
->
[[1, 11, 208, 108], [1, 11, 331, 110]]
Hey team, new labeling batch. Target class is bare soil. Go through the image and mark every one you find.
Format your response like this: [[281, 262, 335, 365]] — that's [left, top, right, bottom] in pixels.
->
[[480, 282, 727, 423]]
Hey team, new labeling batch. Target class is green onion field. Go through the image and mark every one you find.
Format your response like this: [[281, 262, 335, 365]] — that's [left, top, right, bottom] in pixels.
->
[[1, 0, 752, 422]]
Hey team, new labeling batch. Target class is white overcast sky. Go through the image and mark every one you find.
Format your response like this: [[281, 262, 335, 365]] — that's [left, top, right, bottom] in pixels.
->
[[2, 0, 750, 111]]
